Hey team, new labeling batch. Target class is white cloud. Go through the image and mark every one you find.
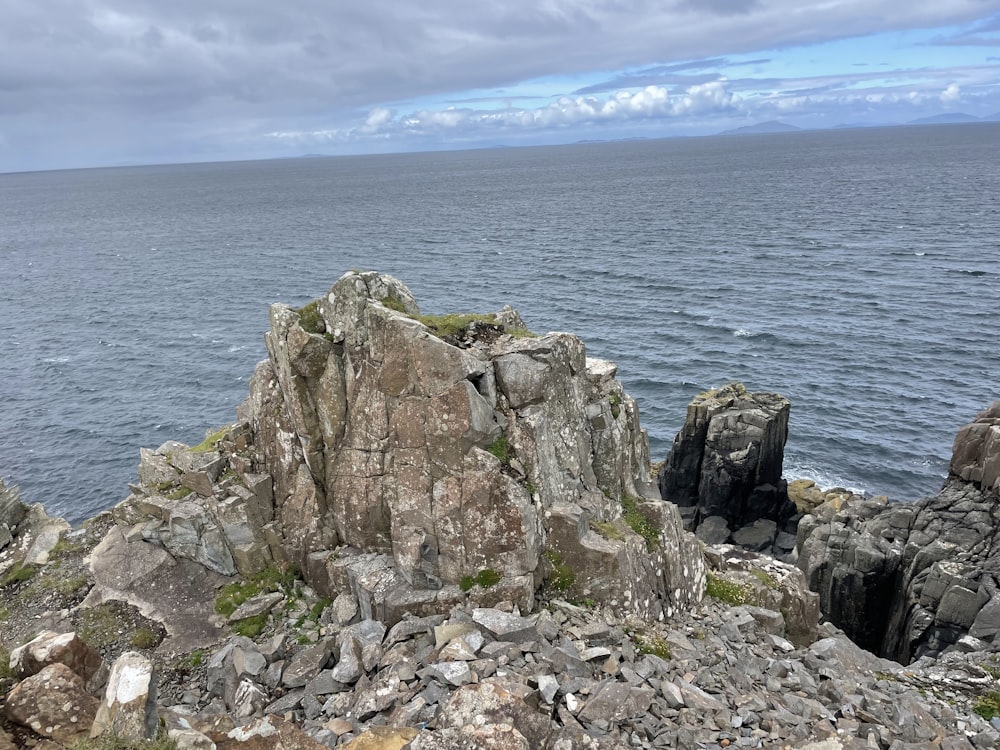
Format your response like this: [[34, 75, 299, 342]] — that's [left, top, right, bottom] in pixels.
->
[[1, 0, 997, 169], [941, 82, 962, 103]]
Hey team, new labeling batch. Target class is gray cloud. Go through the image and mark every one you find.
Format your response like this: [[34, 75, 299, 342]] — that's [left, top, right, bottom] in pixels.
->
[[0, 1, 997, 170]]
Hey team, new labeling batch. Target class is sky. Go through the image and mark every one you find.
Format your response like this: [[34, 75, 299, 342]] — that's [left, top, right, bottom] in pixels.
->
[[1, 1, 999, 173]]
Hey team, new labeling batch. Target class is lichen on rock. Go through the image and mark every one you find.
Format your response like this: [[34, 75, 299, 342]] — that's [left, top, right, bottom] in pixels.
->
[[115, 271, 704, 624]]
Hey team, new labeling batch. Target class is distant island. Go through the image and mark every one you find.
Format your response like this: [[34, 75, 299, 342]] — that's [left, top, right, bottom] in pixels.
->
[[717, 120, 802, 136]]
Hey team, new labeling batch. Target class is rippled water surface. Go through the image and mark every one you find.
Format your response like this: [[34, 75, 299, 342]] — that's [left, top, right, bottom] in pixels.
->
[[2, 124, 998, 523]]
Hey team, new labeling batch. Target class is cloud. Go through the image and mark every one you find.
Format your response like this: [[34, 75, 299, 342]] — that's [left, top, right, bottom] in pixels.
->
[[0, 1, 998, 169], [271, 81, 740, 146], [941, 83, 962, 103]]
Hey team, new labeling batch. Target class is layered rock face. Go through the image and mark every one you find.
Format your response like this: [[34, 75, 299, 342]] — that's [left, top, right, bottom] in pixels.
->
[[116, 271, 703, 623], [658, 383, 797, 556], [797, 401, 1000, 663]]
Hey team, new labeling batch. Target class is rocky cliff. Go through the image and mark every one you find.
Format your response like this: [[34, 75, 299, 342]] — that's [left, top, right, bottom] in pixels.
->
[[798, 401, 1000, 663], [657, 383, 798, 558], [114, 271, 704, 623], [4, 273, 1000, 748]]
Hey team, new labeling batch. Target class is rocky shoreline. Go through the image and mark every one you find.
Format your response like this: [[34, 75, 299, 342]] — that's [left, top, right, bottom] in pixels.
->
[[2, 271, 999, 749]]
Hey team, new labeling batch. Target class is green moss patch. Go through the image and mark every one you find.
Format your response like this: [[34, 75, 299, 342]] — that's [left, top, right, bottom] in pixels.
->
[[380, 296, 409, 313], [974, 691, 1000, 721], [543, 551, 575, 592], [296, 300, 325, 334], [1, 562, 37, 587], [705, 574, 754, 606], [215, 564, 297, 615], [750, 568, 779, 590], [590, 520, 625, 542], [460, 569, 502, 592], [189, 425, 231, 453], [487, 435, 512, 465], [620, 495, 660, 550]]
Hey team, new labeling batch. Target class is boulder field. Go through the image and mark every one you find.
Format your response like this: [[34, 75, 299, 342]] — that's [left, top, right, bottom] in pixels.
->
[[1, 271, 999, 749]]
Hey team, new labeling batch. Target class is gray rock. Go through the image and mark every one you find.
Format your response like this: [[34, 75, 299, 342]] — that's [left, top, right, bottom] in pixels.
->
[[696, 515, 731, 544], [472, 608, 538, 643], [282, 640, 333, 688], [658, 383, 795, 532], [91, 652, 158, 741]]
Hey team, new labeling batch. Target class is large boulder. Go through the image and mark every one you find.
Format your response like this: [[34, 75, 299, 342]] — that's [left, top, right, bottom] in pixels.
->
[[90, 651, 159, 741], [4, 663, 100, 744], [114, 272, 704, 625], [797, 400, 1000, 663], [658, 383, 796, 550], [9, 630, 106, 693]]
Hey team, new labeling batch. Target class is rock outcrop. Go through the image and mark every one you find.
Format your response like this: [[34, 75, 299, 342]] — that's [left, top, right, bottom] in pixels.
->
[[113, 271, 704, 624], [798, 401, 1000, 663], [658, 383, 798, 557]]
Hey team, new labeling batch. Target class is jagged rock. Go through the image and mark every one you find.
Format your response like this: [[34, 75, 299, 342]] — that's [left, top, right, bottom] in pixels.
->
[[659, 383, 797, 547], [282, 639, 334, 688], [114, 272, 703, 623], [797, 400, 1000, 662], [950, 401, 1000, 491], [341, 727, 419, 749], [4, 663, 99, 744], [215, 715, 328, 749], [704, 544, 820, 644], [9, 630, 106, 692], [437, 678, 551, 748], [0, 478, 27, 551], [90, 651, 158, 741]]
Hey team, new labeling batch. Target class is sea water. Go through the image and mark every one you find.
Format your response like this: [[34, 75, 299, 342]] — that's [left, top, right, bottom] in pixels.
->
[[2, 123, 998, 523]]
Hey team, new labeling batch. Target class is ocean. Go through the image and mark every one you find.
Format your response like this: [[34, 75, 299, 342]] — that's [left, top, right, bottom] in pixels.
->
[[2, 123, 998, 524]]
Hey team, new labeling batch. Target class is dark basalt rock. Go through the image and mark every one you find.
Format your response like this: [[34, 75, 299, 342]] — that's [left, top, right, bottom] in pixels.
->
[[658, 382, 797, 552], [797, 400, 1000, 663]]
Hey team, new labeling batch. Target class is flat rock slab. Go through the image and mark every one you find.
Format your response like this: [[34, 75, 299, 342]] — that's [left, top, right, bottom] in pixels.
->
[[85, 526, 229, 655], [228, 592, 285, 623], [472, 609, 538, 643]]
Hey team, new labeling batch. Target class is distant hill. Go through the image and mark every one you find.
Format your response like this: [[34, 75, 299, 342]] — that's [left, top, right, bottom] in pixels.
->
[[982, 112, 1000, 122], [908, 113, 980, 125], [717, 121, 802, 136]]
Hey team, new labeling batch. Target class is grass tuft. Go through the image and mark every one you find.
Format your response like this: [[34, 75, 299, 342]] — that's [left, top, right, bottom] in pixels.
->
[[1, 563, 37, 587], [487, 435, 511, 465], [620, 495, 660, 550], [705, 574, 754, 606], [543, 551, 575, 592], [296, 300, 325, 334], [974, 691, 1000, 721], [189, 425, 230, 453]]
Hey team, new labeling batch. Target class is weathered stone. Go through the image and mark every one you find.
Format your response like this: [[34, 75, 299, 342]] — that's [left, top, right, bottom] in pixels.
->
[[90, 651, 158, 741], [798, 403, 1000, 662], [427, 661, 473, 687], [658, 383, 795, 534], [4, 663, 99, 744], [437, 678, 551, 748], [217, 715, 329, 749], [228, 591, 284, 623], [136, 271, 703, 625], [282, 640, 334, 688], [341, 726, 419, 749], [472, 608, 538, 643], [408, 725, 529, 750], [696, 515, 731, 544], [233, 678, 269, 719], [578, 681, 655, 724], [9, 630, 105, 691]]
